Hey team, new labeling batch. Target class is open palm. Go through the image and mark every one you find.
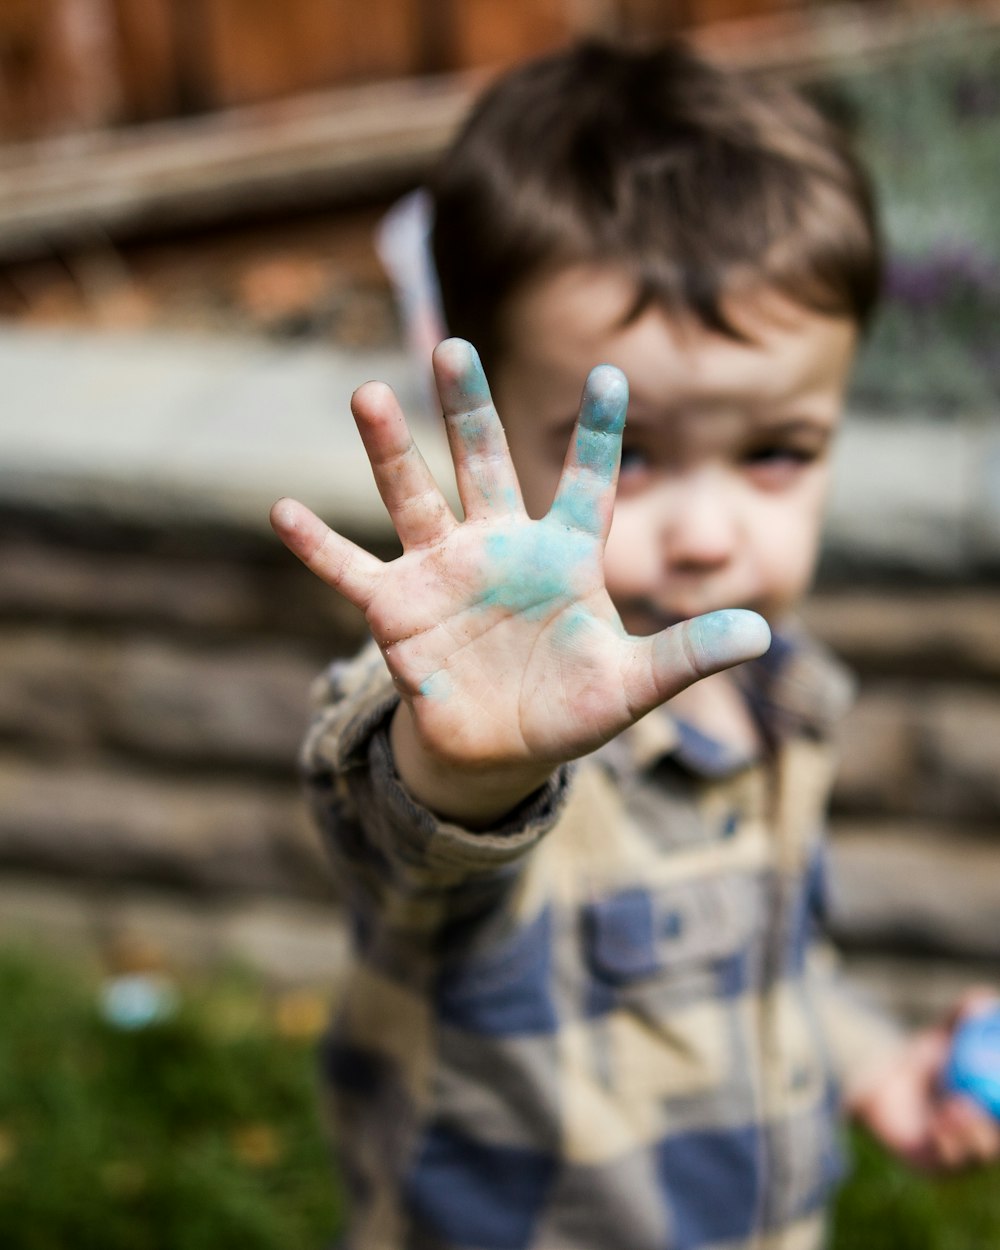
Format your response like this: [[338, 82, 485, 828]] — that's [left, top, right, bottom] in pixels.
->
[[272, 339, 769, 783]]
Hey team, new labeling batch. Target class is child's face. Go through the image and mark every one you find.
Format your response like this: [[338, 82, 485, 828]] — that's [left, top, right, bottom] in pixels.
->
[[490, 265, 858, 632]]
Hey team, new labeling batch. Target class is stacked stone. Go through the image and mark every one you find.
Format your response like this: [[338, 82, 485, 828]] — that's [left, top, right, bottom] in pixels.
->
[[805, 590, 1000, 1023], [0, 508, 368, 984], [1, 505, 998, 1008]]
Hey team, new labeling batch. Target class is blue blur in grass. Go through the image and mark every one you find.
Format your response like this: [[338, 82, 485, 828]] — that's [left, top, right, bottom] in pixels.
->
[[100, 974, 178, 1031], [0, 944, 341, 1250]]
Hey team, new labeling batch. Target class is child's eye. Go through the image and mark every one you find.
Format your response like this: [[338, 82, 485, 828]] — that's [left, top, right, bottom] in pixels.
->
[[619, 446, 652, 478], [742, 445, 818, 487]]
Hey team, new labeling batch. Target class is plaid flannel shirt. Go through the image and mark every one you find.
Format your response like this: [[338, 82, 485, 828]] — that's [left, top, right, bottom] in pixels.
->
[[303, 626, 902, 1250]]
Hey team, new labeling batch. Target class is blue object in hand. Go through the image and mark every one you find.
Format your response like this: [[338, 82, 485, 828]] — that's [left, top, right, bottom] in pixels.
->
[[943, 1007, 1000, 1120]]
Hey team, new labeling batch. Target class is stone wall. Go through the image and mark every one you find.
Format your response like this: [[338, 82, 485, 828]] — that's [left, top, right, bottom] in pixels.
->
[[0, 505, 369, 982], [801, 589, 1000, 1019], [1, 499, 998, 1015]]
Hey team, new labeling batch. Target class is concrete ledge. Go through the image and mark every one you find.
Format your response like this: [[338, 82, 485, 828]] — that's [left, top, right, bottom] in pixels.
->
[[828, 415, 1000, 576], [1, 326, 997, 577], [0, 327, 450, 537]]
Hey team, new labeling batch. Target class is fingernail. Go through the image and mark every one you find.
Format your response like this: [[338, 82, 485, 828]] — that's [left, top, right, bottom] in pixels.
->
[[689, 609, 772, 668], [584, 365, 628, 428]]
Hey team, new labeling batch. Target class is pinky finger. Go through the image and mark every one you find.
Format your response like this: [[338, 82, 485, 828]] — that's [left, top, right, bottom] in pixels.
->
[[270, 497, 384, 608]]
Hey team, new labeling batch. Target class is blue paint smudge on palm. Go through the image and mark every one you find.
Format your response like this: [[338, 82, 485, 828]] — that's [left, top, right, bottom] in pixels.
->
[[475, 364, 628, 618], [420, 671, 453, 700], [481, 525, 593, 618], [548, 484, 602, 534], [550, 605, 596, 649]]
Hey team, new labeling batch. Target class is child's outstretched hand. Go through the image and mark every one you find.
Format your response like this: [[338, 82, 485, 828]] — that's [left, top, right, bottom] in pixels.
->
[[848, 990, 1000, 1171], [271, 339, 769, 824]]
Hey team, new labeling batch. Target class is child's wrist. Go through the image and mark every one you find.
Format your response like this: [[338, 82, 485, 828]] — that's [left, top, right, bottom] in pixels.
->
[[389, 703, 555, 829]]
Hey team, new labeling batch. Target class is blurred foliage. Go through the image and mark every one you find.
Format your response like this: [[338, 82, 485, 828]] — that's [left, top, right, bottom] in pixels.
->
[[833, 1125, 1000, 1250], [812, 19, 1000, 416], [0, 946, 340, 1250]]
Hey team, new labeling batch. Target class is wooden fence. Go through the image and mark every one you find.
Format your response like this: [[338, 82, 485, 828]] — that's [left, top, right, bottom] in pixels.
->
[[0, 0, 874, 142]]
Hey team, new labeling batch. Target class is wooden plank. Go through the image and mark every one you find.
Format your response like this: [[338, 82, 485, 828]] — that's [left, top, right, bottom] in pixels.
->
[[1, 1, 999, 258], [0, 72, 481, 258], [695, 0, 1000, 79], [449, 0, 585, 71], [198, 0, 424, 109], [0, 0, 122, 140], [108, 0, 179, 123]]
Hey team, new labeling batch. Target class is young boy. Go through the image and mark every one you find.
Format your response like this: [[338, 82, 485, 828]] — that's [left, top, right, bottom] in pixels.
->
[[271, 40, 999, 1250]]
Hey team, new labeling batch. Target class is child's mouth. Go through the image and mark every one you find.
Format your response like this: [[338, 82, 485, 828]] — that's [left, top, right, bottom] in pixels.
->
[[616, 599, 686, 635], [617, 596, 759, 636]]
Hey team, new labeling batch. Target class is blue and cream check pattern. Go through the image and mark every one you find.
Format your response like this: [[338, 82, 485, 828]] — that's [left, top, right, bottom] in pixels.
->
[[303, 627, 902, 1250]]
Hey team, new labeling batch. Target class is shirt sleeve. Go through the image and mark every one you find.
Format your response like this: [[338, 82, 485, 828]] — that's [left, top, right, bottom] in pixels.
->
[[803, 843, 907, 1097], [807, 938, 907, 1098], [300, 642, 573, 897]]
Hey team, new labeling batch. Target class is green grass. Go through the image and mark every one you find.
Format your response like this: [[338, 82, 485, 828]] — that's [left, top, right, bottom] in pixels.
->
[[0, 943, 998, 1248], [0, 945, 341, 1250], [833, 1125, 1000, 1250]]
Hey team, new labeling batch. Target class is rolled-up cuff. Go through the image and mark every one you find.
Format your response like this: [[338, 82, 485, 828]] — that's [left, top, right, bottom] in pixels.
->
[[364, 714, 574, 876]]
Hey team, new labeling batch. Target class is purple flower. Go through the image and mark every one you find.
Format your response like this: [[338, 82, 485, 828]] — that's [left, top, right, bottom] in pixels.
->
[[886, 244, 1000, 312]]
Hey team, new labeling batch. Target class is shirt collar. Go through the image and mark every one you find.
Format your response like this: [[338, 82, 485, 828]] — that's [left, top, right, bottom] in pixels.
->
[[597, 620, 856, 782]]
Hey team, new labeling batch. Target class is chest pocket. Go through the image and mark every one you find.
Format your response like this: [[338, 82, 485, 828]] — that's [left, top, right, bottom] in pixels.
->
[[585, 873, 762, 990]]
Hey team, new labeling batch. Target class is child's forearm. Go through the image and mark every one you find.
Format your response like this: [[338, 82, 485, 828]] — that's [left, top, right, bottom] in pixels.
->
[[389, 702, 557, 829]]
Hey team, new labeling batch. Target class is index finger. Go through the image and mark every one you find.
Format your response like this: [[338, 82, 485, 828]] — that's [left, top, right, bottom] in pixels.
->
[[548, 364, 628, 539]]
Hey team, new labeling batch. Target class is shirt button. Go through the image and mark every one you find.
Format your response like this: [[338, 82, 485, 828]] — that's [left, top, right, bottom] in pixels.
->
[[661, 910, 684, 940]]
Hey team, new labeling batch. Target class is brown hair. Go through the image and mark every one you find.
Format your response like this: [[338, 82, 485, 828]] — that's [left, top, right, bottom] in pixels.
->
[[431, 39, 881, 373]]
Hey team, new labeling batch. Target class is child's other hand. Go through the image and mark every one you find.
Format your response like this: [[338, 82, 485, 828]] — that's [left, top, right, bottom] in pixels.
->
[[271, 339, 769, 821], [848, 989, 1000, 1171]]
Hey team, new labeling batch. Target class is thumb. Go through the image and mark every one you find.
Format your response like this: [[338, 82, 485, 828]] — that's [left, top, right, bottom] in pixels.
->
[[625, 609, 772, 717]]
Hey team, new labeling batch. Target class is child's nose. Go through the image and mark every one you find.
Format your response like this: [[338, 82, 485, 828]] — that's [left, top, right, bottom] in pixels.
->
[[659, 471, 737, 571]]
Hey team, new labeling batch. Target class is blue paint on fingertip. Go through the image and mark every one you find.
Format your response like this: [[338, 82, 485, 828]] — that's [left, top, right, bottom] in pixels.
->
[[690, 609, 772, 667], [586, 364, 629, 423], [572, 365, 627, 477], [437, 338, 492, 405]]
